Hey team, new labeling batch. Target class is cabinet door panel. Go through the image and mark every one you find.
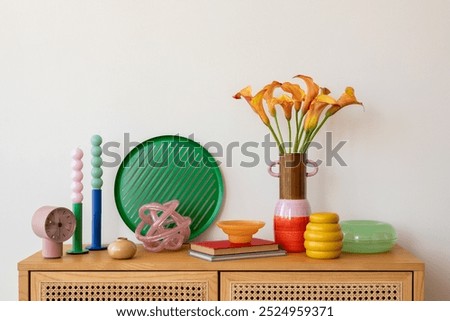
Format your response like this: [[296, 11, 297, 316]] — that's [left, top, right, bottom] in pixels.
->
[[31, 271, 218, 301], [221, 271, 412, 301]]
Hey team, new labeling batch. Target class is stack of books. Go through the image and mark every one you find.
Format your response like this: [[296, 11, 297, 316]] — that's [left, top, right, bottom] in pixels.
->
[[189, 238, 286, 261]]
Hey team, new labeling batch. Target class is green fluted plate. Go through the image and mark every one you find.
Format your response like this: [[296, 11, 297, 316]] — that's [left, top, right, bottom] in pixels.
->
[[114, 135, 224, 240]]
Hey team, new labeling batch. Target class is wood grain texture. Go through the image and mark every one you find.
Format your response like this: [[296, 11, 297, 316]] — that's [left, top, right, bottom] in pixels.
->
[[279, 153, 307, 199], [18, 244, 424, 272], [18, 244, 425, 301], [18, 270, 29, 301]]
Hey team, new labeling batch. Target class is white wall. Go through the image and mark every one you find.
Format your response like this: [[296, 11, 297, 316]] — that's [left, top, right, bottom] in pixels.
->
[[1, 0, 449, 300]]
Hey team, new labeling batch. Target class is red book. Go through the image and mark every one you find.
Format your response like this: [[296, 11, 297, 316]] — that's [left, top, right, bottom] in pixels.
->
[[190, 238, 279, 256]]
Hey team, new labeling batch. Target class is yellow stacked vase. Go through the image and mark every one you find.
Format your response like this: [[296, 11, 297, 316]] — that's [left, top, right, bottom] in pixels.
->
[[304, 213, 343, 259]]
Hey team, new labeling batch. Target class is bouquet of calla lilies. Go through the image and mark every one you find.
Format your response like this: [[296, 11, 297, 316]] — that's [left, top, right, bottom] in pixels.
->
[[233, 75, 363, 155]]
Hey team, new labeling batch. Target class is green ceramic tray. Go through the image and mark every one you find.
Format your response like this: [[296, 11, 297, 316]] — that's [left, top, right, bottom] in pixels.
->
[[114, 135, 224, 240]]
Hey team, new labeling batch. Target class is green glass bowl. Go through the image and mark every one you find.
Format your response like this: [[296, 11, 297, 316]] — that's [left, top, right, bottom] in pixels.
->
[[341, 220, 397, 253]]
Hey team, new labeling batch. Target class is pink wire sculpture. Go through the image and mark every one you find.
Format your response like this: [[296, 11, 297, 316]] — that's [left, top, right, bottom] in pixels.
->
[[135, 200, 191, 252]]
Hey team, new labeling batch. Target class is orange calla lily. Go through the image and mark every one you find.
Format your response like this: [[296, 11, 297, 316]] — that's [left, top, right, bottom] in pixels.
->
[[263, 81, 282, 117], [281, 82, 305, 112], [272, 94, 294, 121], [294, 74, 320, 114], [320, 87, 331, 95], [251, 89, 271, 126], [326, 87, 363, 117], [233, 86, 253, 107], [304, 95, 338, 132], [233, 86, 270, 126]]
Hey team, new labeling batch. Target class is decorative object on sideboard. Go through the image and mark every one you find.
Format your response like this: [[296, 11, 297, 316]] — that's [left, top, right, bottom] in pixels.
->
[[114, 135, 223, 241], [87, 134, 107, 251], [341, 220, 397, 253], [135, 200, 191, 252], [32, 206, 76, 258], [269, 153, 318, 252], [233, 74, 363, 253], [67, 148, 88, 254], [188, 248, 287, 262], [304, 212, 343, 259], [216, 220, 265, 244], [190, 238, 279, 256], [107, 237, 137, 259]]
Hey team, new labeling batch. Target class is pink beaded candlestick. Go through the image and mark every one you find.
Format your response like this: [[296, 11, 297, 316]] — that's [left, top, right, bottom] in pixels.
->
[[67, 148, 88, 254]]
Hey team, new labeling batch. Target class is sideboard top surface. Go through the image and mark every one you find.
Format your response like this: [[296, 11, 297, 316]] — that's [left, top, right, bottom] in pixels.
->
[[18, 244, 424, 272]]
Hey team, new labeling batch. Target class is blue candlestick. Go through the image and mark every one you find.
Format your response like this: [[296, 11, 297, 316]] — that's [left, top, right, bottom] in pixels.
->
[[87, 134, 107, 250], [88, 189, 105, 249]]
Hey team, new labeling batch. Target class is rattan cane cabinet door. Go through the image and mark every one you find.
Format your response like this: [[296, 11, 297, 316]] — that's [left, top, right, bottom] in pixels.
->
[[31, 271, 218, 301], [221, 272, 412, 301]]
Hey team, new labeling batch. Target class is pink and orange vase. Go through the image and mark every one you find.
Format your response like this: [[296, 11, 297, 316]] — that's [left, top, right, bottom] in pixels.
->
[[269, 153, 318, 253]]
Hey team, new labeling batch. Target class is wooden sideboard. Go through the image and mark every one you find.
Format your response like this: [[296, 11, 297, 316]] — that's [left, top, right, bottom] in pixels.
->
[[18, 244, 424, 301]]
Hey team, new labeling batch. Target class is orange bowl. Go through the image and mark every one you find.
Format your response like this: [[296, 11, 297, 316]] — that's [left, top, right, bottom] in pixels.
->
[[216, 220, 265, 243]]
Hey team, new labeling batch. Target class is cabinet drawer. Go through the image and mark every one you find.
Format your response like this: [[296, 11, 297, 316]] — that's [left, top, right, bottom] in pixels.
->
[[221, 272, 412, 301], [31, 271, 218, 301]]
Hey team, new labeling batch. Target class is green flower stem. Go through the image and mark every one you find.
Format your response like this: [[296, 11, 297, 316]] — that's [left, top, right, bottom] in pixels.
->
[[287, 119, 292, 153], [300, 130, 312, 153], [295, 110, 300, 133], [274, 114, 285, 152], [267, 124, 285, 155], [296, 125, 305, 153], [310, 115, 330, 143], [293, 111, 305, 152], [293, 110, 300, 151], [300, 115, 330, 153]]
